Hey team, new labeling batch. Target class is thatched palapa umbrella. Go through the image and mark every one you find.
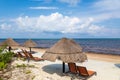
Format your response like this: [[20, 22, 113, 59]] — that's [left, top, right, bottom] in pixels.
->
[[0, 38, 20, 51], [23, 39, 37, 52], [42, 38, 87, 73]]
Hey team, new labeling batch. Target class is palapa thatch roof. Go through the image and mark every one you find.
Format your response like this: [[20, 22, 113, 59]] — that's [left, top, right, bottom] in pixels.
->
[[0, 38, 19, 46], [42, 38, 87, 63], [23, 39, 37, 47]]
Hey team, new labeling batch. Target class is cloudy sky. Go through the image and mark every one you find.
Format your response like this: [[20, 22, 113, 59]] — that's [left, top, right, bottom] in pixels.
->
[[0, 0, 120, 38]]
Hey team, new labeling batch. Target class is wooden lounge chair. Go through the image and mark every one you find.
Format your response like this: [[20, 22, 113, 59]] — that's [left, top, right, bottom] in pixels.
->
[[68, 63, 97, 79], [17, 52, 26, 58], [23, 49, 44, 61], [28, 52, 44, 61], [77, 66, 97, 78], [22, 50, 30, 58], [68, 63, 78, 74]]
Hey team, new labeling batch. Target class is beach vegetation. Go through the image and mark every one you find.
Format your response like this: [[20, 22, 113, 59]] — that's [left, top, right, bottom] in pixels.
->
[[0, 77, 3, 80], [16, 63, 27, 68], [0, 46, 14, 71], [16, 63, 35, 68], [0, 62, 7, 70], [32, 76, 35, 80], [25, 70, 31, 74], [28, 64, 35, 68]]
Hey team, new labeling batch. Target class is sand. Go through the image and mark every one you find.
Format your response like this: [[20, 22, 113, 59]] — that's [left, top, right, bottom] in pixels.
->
[[86, 52, 120, 63], [9, 47, 120, 80]]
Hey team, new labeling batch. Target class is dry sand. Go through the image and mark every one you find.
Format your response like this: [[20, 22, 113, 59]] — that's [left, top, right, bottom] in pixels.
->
[[9, 47, 120, 80]]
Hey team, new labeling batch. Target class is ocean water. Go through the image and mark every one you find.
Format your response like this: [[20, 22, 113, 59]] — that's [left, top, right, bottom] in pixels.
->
[[0, 38, 120, 55]]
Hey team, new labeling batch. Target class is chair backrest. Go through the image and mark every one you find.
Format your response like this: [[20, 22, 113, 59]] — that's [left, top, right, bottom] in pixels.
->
[[77, 66, 89, 76], [23, 50, 34, 58], [17, 52, 23, 57], [68, 63, 78, 73], [28, 52, 34, 58], [22, 49, 29, 58]]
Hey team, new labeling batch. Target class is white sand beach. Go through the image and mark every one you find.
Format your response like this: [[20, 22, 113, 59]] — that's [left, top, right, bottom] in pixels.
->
[[6, 47, 120, 80]]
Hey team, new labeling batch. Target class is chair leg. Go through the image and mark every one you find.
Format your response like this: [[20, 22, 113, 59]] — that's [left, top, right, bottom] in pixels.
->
[[95, 72, 97, 76]]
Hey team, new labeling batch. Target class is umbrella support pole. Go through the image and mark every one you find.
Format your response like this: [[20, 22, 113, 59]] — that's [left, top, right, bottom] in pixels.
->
[[8, 46, 12, 52], [29, 47, 31, 53], [62, 62, 65, 73]]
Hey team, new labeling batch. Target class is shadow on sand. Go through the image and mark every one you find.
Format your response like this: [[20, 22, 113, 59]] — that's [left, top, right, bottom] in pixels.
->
[[42, 64, 69, 76], [114, 64, 120, 68], [42, 64, 86, 80]]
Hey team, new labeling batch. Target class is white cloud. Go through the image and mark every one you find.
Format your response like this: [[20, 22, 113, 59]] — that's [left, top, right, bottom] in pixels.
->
[[92, 12, 120, 22], [62, 17, 105, 35], [94, 0, 120, 11], [29, 6, 58, 10], [95, 28, 120, 38], [0, 23, 11, 30], [59, 0, 80, 6], [0, 12, 119, 37], [92, 0, 120, 22], [0, 19, 6, 22], [14, 12, 104, 35]]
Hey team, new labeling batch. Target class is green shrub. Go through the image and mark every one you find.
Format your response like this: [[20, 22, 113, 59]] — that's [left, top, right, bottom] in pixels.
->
[[0, 62, 7, 70], [0, 46, 14, 70], [0, 45, 6, 53], [0, 51, 14, 63], [0, 77, 3, 80]]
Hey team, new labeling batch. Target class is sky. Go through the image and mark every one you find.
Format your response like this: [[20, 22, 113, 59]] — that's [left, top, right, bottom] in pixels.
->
[[0, 0, 120, 38]]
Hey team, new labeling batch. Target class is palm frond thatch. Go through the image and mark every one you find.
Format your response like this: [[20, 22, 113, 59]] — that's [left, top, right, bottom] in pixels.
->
[[42, 38, 87, 63], [23, 39, 37, 47], [0, 38, 19, 46]]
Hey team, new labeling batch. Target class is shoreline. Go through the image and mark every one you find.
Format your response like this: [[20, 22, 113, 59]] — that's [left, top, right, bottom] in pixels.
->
[[86, 52, 120, 63], [13, 46, 120, 63], [33, 47, 120, 63]]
